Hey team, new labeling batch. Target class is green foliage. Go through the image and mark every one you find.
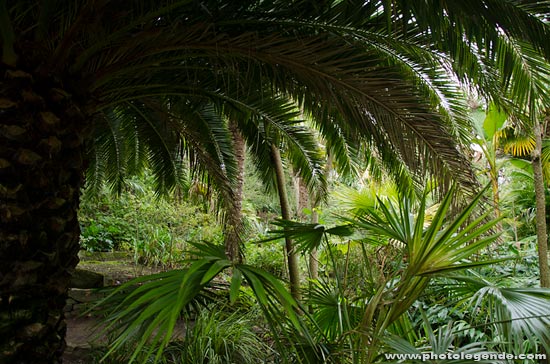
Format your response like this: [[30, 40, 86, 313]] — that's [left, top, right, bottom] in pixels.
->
[[80, 218, 130, 252], [91, 180, 550, 364], [483, 104, 507, 140], [384, 314, 499, 364], [162, 308, 272, 364], [88, 307, 271, 364], [500, 163, 550, 244], [286, 184, 550, 362], [79, 176, 222, 267], [449, 274, 550, 354], [245, 241, 286, 278], [94, 241, 315, 364]]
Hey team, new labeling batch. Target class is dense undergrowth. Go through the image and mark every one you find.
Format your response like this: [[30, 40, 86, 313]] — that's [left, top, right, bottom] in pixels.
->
[[78, 170, 550, 363]]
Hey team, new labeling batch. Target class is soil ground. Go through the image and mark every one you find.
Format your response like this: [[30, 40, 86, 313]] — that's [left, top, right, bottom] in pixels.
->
[[62, 251, 171, 363]]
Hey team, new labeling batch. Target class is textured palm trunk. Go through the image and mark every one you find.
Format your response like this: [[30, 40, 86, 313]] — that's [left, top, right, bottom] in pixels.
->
[[271, 144, 301, 300], [224, 121, 245, 263], [309, 210, 319, 282], [294, 175, 318, 281], [533, 117, 550, 288], [0, 66, 88, 363]]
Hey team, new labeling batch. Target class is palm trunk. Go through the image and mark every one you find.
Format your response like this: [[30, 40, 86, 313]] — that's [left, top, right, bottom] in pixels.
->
[[309, 210, 319, 281], [0, 67, 88, 363], [532, 116, 550, 288], [224, 121, 245, 263], [294, 175, 319, 281], [271, 144, 301, 300], [490, 171, 500, 218]]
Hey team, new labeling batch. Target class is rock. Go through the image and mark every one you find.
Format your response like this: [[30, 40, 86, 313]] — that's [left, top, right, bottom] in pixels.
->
[[70, 269, 104, 288], [68, 288, 105, 304]]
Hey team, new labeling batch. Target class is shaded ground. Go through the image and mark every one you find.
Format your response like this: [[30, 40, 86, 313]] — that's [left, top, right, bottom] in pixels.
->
[[63, 316, 106, 364], [63, 251, 173, 363], [76, 251, 164, 285]]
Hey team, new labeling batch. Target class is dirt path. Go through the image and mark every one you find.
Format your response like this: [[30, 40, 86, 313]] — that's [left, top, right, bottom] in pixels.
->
[[62, 252, 180, 363], [63, 316, 106, 364]]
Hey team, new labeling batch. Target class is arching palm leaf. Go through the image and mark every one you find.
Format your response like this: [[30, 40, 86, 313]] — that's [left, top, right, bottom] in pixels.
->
[[94, 241, 321, 363]]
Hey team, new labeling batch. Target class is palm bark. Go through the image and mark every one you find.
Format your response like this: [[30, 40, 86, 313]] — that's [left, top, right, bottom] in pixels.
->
[[294, 175, 319, 281], [224, 120, 245, 263], [0, 67, 88, 363], [309, 210, 319, 282], [533, 116, 550, 288], [271, 144, 301, 300]]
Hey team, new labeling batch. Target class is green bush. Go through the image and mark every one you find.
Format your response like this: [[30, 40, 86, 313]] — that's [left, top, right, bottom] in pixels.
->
[[245, 241, 286, 278], [161, 308, 272, 364], [80, 216, 134, 252], [79, 177, 223, 267]]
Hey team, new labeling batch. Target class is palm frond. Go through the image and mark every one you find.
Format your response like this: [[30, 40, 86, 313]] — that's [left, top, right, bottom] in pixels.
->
[[266, 219, 353, 253], [446, 273, 550, 353], [94, 241, 318, 364], [383, 317, 503, 364]]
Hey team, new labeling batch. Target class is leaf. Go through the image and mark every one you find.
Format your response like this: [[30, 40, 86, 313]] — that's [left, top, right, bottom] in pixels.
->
[[229, 268, 242, 304], [325, 225, 354, 237], [200, 259, 231, 285], [483, 103, 507, 139]]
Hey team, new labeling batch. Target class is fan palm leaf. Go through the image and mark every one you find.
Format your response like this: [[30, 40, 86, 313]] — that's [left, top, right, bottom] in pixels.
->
[[384, 316, 503, 364], [447, 273, 550, 353]]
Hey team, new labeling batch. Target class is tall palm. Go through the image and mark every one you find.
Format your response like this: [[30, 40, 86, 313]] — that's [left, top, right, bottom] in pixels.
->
[[208, 93, 328, 297], [1, 1, 549, 363]]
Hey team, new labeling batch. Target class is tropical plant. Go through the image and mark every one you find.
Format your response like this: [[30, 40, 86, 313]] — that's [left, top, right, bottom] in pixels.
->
[[471, 104, 509, 219], [2, 1, 550, 362], [472, 101, 550, 287], [163, 309, 272, 364], [450, 273, 550, 357], [271, 185, 550, 363], [273, 186, 501, 362], [82, 302, 271, 364], [97, 184, 550, 364], [384, 315, 502, 364], [94, 241, 314, 363], [79, 178, 223, 266]]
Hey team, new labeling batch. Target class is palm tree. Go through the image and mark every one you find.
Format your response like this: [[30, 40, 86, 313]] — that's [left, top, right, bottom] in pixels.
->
[[532, 114, 550, 288], [100, 184, 550, 363], [499, 113, 550, 288], [1, 1, 549, 362], [283, 184, 550, 363]]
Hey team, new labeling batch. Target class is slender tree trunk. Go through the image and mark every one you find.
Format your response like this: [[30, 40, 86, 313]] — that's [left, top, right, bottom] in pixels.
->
[[271, 144, 301, 300], [294, 175, 318, 280], [490, 171, 501, 218], [294, 175, 309, 221], [532, 116, 550, 288], [307, 209, 320, 312], [224, 121, 245, 263], [309, 210, 319, 282], [0, 67, 88, 363]]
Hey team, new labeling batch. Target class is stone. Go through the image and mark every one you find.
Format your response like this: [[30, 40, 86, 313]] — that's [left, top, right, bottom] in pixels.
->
[[68, 288, 105, 303], [69, 269, 104, 289]]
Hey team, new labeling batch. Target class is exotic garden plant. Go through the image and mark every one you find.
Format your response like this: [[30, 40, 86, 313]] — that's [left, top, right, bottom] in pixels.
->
[[95, 186, 550, 363]]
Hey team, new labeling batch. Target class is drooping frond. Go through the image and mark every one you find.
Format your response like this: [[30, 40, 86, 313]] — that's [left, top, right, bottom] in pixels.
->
[[496, 127, 536, 157], [218, 90, 327, 197], [7, 0, 549, 204], [76, 7, 480, 197]]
